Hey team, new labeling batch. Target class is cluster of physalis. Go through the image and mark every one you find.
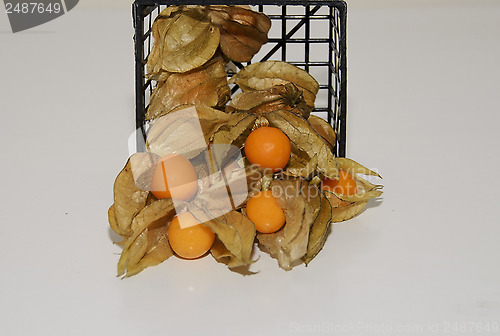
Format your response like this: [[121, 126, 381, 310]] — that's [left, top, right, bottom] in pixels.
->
[[109, 5, 383, 277]]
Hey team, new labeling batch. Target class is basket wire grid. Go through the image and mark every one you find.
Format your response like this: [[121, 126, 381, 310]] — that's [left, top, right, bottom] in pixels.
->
[[133, 0, 347, 157]]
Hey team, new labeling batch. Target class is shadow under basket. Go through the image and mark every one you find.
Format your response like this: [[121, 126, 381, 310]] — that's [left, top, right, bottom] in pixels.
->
[[132, 0, 347, 157]]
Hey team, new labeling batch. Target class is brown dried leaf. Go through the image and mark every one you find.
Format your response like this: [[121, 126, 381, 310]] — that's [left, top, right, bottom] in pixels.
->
[[266, 109, 338, 179], [304, 195, 332, 265], [308, 115, 337, 151], [146, 56, 230, 120], [146, 105, 232, 159], [117, 198, 175, 277], [206, 6, 271, 62], [111, 156, 150, 237], [229, 61, 319, 108], [257, 179, 315, 270]]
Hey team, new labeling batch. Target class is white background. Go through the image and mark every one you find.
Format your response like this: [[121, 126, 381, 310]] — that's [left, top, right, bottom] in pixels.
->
[[1, 1, 499, 335]]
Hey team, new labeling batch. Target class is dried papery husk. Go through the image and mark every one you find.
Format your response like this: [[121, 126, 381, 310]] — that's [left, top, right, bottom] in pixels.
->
[[129, 152, 158, 192], [123, 224, 173, 278], [211, 112, 257, 171], [324, 193, 351, 209], [210, 238, 242, 267], [329, 201, 369, 223], [334, 158, 382, 178], [108, 205, 124, 244], [322, 159, 383, 222], [189, 205, 256, 268], [152, 8, 220, 74], [117, 198, 176, 277], [300, 181, 322, 220], [145, 7, 183, 81], [327, 159, 383, 204], [285, 150, 316, 177], [110, 155, 151, 237], [244, 163, 271, 198], [334, 176, 383, 203], [257, 179, 316, 270], [227, 90, 281, 114], [265, 109, 338, 179], [304, 194, 333, 265], [206, 6, 271, 62], [228, 83, 310, 119], [146, 56, 230, 121], [146, 105, 232, 159], [308, 115, 337, 152], [229, 61, 319, 109], [208, 5, 270, 31], [219, 157, 260, 210], [190, 151, 265, 219], [252, 115, 270, 130], [211, 112, 257, 159], [193, 160, 245, 213]]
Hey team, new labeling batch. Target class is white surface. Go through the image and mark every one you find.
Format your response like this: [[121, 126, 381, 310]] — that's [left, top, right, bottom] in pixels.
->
[[1, 3, 500, 336]]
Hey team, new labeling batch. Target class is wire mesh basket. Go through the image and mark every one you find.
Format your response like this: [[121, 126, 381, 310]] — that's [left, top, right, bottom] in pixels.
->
[[132, 0, 347, 157]]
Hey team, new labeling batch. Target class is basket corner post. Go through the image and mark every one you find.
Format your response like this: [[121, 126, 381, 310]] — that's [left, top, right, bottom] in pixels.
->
[[338, 0, 348, 158]]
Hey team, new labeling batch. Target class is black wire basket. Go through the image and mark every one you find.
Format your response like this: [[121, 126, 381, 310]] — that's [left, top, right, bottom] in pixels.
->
[[132, 0, 347, 157]]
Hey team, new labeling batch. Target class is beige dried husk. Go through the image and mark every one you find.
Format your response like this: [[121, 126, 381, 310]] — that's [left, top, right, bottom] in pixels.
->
[[117, 198, 176, 277], [146, 56, 231, 121], [323, 158, 383, 222], [146, 7, 220, 75], [227, 83, 311, 119], [303, 194, 333, 265], [146, 105, 232, 160], [257, 179, 320, 270], [265, 109, 338, 179], [210, 108, 338, 180], [210, 111, 258, 161], [206, 5, 271, 62], [188, 204, 256, 269], [146, 6, 270, 78], [308, 115, 337, 152], [109, 155, 150, 238], [145, 7, 182, 81], [229, 61, 319, 109]]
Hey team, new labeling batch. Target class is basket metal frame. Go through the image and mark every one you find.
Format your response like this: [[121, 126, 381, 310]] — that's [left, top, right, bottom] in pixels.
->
[[132, 0, 347, 157]]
